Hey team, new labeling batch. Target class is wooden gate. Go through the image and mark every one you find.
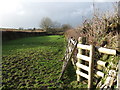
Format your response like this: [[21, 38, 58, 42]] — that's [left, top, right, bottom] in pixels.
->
[[76, 37, 117, 88], [76, 37, 94, 88], [59, 37, 77, 80], [59, 36, 118, 88]]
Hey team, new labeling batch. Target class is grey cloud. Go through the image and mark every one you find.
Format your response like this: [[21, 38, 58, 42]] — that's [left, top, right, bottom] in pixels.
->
[[1, 2, 114, 28]]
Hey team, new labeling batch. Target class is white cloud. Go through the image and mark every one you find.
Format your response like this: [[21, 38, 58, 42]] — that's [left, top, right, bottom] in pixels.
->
[[0, 0, 21, 13], [72, 4, 94, 17], [94, 0, 119, 2], [72, 9, 82, 16], [20, 0, 119, 2], [0, 0, 25, 19], [17, 10, 25, 16], [0, 1, 116, 28]]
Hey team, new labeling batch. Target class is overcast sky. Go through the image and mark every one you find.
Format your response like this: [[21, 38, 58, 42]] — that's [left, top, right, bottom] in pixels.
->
[[0, 0, 118, 29]]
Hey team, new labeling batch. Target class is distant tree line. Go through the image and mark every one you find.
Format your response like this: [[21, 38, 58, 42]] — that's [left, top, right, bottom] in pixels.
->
[[40, 17, 72, 34], [18, 17, 72, 34]]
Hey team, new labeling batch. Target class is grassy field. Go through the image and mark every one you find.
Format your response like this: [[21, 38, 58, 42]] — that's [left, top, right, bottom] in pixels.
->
[[2, 35, 88, 89], [2, 35, 68, 89]]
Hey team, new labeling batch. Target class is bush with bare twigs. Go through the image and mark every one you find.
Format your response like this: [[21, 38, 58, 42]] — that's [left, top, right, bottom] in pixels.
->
[[67, 2, 120, 49]]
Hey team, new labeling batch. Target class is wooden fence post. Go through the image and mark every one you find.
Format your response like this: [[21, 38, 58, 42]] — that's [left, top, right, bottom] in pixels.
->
[[77, 37, 86, 82], [117, 1, 120, 52], [117, 60, 120, 89], [117, 2, 120, 89], [88, 45, 95, 88]]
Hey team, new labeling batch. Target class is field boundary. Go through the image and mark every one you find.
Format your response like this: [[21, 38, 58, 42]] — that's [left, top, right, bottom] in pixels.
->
[[60, 37, 119, 89], [2, 31, 63, 42]]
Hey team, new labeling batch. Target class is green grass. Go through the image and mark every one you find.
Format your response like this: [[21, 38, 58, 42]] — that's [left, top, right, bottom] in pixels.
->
[[2, 35, 67, 89], [2, 35, 89, 89]]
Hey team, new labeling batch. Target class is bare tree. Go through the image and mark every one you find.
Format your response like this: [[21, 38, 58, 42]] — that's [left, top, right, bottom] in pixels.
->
[[62, 24, 72, 31], [40, 17, 53, 32]]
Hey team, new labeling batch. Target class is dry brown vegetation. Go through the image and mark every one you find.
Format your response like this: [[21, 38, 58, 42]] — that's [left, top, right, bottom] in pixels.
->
[[64, 3, 120, 88], [65, 2, 120, 49]]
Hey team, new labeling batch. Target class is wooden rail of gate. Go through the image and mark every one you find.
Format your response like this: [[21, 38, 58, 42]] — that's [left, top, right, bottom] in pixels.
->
[[76, 37, 117, 88], [59, 37, 118, 88], [76, 37, 95, 88], [59, 37, 77, 80]]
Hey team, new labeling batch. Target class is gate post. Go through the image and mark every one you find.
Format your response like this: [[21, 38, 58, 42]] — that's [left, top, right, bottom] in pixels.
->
[[88, 45, 95, 88], [117, 2, 120, 89], [77, 37, 86, 82]]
